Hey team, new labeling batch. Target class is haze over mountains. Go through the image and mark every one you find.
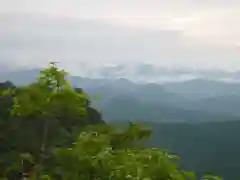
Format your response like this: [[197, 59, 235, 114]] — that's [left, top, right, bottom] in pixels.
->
[[1, 67, 240, 123], [1, 12, 240, 123]]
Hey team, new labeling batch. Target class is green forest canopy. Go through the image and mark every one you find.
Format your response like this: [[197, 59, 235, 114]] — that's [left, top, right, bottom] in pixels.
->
[[0, 62, 222, 180]]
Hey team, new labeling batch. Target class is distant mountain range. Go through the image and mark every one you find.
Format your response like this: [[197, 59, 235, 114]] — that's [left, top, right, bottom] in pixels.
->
[[1, 68, 240, 122], [91, 63, 240, 83], [2, 68, 240, 180]]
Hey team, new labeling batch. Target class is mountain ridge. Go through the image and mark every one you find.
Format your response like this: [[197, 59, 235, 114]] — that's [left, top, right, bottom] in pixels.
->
[[1, 68, 240, 123]]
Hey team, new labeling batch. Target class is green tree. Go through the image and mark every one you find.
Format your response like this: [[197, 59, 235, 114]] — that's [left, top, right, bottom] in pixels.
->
[[0, 63, 221, 180], [1, 62, 90, 178], [50, 123, 196, 180]]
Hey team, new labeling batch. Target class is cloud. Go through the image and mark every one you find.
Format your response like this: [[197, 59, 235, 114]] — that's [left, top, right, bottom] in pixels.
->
[[1, 12, 240, 72], [93, 64, 125, 78], [1, 0, 240, 46]]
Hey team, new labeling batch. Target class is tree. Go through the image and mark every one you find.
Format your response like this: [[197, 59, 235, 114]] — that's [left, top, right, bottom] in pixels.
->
[[0, 62, 100, 178], [48, 123, 196, 180], [41, 122, 221, 180], [0, 63, 221, 180]]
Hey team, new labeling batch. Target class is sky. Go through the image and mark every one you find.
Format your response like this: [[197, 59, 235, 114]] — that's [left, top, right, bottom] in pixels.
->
[[1, 0, 240, 74]]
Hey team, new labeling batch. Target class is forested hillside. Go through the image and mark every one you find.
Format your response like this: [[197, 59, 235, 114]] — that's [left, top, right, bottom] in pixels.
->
[[0, 63, 223, 180], [110, 120, 240, 180], [148, 121, 240, 180]]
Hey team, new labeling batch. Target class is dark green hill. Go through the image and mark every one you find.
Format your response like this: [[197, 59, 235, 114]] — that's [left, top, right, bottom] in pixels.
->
[[110, 120, 240, 180], [101, 96, 238, 122]]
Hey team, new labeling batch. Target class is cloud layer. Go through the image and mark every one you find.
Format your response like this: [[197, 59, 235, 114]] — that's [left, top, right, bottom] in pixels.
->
[[0, 0, 240, 76], [2, 0, 240, 46], [0, 13, 240, 72]]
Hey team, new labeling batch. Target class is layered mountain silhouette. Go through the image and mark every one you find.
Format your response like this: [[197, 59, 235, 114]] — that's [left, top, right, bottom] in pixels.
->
[[1, 68, 240, 122]]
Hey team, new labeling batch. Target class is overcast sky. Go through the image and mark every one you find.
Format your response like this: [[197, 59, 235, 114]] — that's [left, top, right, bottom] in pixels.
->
[[1, 0, 240, 73]]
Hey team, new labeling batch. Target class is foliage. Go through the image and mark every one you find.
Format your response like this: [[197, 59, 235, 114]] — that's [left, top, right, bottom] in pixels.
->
[[10, 62, 87, 117], [0, 63, 103, 179], [51, 123, 194, 180], [0, 63, 222, 180]]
